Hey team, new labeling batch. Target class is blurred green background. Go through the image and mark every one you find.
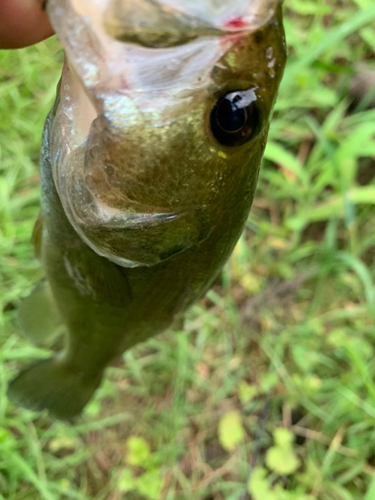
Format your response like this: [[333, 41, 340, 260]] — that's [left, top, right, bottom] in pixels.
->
[[1, 0, 375, 499]]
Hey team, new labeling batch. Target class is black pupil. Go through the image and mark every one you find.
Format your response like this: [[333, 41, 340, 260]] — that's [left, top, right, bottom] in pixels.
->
[[215, 94, 247, 133], [210, 89, 259, 147]]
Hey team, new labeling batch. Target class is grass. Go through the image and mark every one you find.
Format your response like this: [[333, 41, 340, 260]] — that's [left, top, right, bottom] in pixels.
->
[[1, 0, 375, 498]]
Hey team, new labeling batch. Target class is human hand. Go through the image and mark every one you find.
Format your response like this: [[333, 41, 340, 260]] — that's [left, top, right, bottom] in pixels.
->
[[0, 0, 54, 49]]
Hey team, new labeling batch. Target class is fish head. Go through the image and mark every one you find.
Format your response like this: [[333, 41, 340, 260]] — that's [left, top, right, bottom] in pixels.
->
[[47, 0, 286, 267]]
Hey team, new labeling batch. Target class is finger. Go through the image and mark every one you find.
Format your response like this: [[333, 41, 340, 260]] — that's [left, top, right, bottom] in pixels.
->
[[0, 0, 54, 49]]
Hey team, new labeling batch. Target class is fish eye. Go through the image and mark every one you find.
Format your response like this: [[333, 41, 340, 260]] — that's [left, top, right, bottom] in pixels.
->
[[210, 89, 260, 147]]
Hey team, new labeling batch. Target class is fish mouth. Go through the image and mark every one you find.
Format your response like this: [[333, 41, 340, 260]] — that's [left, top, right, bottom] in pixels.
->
[[49, 0, 282, 46], [103, 0, 282, 49], [47, 0, 283, 95]]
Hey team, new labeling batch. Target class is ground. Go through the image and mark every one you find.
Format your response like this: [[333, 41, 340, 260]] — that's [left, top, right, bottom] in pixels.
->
[[1, 1, 375, 499]]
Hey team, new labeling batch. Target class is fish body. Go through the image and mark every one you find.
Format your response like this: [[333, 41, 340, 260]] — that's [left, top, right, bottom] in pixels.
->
[[8, 0, 286, 419]]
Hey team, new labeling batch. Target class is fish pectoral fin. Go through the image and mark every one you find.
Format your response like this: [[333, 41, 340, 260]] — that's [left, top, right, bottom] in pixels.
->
[[8, 358, 102, 420], [18, 281, 65, 347]]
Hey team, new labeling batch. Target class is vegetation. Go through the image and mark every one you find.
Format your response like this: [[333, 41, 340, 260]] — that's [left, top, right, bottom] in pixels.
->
[[1, 0, 375, 498]]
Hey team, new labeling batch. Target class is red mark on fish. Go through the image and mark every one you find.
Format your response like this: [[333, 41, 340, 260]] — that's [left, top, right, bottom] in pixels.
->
[[225, 17, 248, 30]]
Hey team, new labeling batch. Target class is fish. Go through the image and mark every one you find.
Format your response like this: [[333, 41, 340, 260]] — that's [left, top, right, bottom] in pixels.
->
[[8, 0, 286, 419]]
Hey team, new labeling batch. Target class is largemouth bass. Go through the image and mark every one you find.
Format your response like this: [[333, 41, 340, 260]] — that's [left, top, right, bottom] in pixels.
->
[[8, 0, 286, 419]]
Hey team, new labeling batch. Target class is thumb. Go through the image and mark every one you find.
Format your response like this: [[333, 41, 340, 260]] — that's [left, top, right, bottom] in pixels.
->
[[0, 0, 54, 49]]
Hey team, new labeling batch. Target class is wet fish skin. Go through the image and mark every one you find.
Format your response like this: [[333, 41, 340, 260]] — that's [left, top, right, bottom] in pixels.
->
[[8, 4, 286, 419]]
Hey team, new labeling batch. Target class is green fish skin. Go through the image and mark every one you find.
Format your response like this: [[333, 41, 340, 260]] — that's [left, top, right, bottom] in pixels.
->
[[8, 3, 286, 420]]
